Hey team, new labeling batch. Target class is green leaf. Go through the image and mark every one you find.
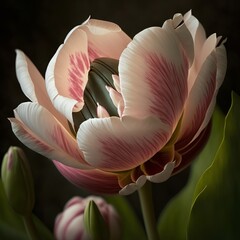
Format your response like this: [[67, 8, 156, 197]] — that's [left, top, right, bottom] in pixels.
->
[[188, 92, 240, 239], [105, 195, 146, 240], [158, 107, 225, 240]]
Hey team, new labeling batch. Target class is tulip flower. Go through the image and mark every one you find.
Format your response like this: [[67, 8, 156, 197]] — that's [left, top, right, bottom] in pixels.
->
[[10, 10, 227, 195], [54, 196, 120, 240]]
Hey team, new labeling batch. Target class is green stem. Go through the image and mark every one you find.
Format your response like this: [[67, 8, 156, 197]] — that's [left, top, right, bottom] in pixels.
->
[[138, 181, 159, 240], [22, 214, 38, 240]]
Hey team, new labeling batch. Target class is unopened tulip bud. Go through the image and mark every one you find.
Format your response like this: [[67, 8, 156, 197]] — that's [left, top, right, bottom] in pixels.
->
[[54, 196, 121, 240], [83, 200, 110, 240], [1, 146, 35, 216]]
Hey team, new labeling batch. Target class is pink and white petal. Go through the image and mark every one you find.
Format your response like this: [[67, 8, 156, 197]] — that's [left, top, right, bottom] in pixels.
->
[[112, 74, 121, 93], [106, 86, 123, 108], [119, 175, 146, 195], [16, 50, 69, 129], [97, 104, 110, 118], [45, 28, 90, 124], [119, 27, 188, 130], [197, 34, 217, 70], [184, 10, 206, 57], [179, 51, 217, 144], [64, 216, 86, 240], [146, 161, 175, 183], [54, 202, 85, 240], [15, 50, 39, 102], [194, 44, 227, 138], [10, 102, 90, 169], [77, 116, 170, 172], [54, 161, 121, 194], [80, 18, 131, 61], [163, 13, 194, 66], [184, 13, 210, 92]]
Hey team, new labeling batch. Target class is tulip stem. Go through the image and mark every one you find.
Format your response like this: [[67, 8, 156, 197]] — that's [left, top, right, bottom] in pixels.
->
[[23, 214, 38, 240], [138, 181, 159, 240]]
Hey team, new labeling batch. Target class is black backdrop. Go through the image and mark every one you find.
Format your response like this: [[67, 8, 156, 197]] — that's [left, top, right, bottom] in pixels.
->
[[1, 0, 239, 230]]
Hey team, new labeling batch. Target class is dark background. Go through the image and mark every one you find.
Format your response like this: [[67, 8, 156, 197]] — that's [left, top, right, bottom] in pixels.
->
[[1, 0, 239, 232]]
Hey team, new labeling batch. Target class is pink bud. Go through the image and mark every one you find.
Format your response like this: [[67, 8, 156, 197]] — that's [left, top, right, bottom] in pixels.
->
[[54, 196, 120, 240]]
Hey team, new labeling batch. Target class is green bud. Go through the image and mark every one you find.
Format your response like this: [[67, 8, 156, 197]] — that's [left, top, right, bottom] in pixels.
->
[[1, 146, 35, 216], [83, 200, 110, 240]]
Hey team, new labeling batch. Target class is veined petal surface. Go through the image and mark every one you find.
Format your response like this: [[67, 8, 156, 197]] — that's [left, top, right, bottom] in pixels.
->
[[179, 51, 217, 145], [119, 26, 189, 131], [45, 28, 90, 124], [194, 44, 227, 137], [54, 161, 121, 194], [10, 102, 90, 169], [77, 116, 170, 171]]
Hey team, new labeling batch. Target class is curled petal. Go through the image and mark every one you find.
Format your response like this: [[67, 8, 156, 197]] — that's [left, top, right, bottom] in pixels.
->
[[119, 175, 146, 195], [10, 102, 90, 169], [77, 116, 170, 171], [54, 161, 121, 194], [45, 28, 90, 124], [79, 18, 131, 61], [15, 49, 41, 102], [146, 161, 175, 183], [119, 27, 188, 131], [15, 50, 68, 129]]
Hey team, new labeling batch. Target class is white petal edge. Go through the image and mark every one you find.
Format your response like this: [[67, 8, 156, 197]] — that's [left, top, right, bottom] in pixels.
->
[[119, 175, 146, 195], [146, 161, 175, 183], [15, 49, 38, 102], [11, 102, 90, 169], [77, 116, 170, 171], [45, 45, 82, 125]]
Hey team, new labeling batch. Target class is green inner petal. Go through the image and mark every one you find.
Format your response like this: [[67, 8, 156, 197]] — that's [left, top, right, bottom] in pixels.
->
[[72, 58, 120, 132]]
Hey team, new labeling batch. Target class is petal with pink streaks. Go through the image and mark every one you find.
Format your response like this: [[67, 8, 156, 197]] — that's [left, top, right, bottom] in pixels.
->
[[54, 161, 121, 194], [10, 102, 90, 168], [194, 44, 227, 137], [45, 28, 90, 124], [179, 51, 217, 145], [119, 27, 189, 131], [77, 116, 170, 171]]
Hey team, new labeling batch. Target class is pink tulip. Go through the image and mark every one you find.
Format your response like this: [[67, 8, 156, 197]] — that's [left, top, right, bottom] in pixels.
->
[[10, 11, 227, 195], [54, 196, 120, 240]]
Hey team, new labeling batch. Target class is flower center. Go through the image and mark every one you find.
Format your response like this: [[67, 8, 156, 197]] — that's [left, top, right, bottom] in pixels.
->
[[72, 58, 119, 131]]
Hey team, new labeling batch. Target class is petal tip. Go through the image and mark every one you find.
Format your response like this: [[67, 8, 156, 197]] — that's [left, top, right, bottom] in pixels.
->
[[119, 175, 146, 195], [146, 161, 175, 183]]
